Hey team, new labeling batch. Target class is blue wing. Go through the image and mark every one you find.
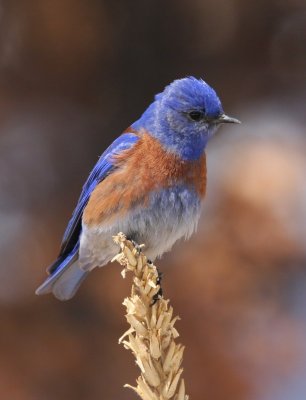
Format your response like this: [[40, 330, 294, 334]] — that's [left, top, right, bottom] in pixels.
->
[[48, 132, 139, 274]]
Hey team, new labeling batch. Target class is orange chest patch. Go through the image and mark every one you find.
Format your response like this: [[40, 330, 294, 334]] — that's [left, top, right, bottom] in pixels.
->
[[83, 132, 206, 226], [114, 132, 207, 194]]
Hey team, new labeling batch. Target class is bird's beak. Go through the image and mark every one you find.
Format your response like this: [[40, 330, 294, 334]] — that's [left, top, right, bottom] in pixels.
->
[[217, 114, 241, 124]]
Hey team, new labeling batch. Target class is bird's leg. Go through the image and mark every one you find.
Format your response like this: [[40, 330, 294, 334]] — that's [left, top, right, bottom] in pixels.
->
[[152, 268, 163, 305], [126, 236, 143, 255]]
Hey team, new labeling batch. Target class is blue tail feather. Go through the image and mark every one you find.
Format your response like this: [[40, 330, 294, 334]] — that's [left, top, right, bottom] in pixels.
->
[[36, 246, 89, 301]]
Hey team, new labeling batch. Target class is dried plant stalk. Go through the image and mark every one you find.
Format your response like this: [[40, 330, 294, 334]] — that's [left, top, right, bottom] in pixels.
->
[[112, 232, 189, 400]]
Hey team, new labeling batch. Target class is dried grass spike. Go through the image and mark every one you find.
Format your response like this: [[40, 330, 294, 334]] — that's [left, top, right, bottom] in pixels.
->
[[113, 232, 189, 400]]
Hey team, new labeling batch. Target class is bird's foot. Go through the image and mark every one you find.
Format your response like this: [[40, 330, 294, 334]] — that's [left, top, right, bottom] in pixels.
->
[[151, 269, 163, 305], [126, 237, 143, 255]]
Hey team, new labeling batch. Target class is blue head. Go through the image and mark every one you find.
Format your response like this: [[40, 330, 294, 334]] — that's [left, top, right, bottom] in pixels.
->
[[132, 77, 240, 160]]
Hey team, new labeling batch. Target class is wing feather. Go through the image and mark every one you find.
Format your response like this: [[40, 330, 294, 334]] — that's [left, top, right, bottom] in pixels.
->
[[48, 132, 139, 274]]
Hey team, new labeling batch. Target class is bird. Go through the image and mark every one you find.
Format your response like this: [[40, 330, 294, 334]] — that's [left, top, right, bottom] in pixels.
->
[[36, 77, 240, 301]]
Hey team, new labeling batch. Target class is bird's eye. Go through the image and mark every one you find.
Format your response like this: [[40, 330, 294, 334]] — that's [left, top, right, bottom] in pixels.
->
[[188, 111, 204, 121]]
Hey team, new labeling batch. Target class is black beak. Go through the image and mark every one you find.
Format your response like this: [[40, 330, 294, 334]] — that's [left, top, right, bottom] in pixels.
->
[[217, 114, 241, 124]]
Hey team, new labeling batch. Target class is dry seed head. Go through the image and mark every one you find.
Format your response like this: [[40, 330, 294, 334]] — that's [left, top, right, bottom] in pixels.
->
[[176, 378, 187, 400], [149, 332, 161, 359], [112, 233, 189, 400], [163, 341, 177, 374], [167, 369, 184, 399], [126, 315, 148, 337], [118, 326, 134, 344], [124, 246, 138, 267], [142, 357, 161, 387]]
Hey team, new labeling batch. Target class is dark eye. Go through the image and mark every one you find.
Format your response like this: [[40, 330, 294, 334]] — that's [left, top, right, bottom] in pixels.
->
[[188, 110, 204, 121]]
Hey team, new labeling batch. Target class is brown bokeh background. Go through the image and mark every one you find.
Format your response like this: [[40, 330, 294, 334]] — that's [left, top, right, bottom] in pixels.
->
[[1, 1, 306, 399]]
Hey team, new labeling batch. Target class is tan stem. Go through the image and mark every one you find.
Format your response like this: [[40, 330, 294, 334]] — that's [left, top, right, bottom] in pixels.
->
[[112, 233, 189, 400]]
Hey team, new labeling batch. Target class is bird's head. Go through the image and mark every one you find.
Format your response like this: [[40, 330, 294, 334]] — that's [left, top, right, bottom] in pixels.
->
[[134, 77, 240, 160]]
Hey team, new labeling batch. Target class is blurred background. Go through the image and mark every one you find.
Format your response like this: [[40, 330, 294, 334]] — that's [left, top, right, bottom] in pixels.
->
[[0, 0, 306, 399]]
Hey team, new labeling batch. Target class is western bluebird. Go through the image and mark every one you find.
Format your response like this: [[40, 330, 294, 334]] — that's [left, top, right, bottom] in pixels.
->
[[36, 77, 240, 301]]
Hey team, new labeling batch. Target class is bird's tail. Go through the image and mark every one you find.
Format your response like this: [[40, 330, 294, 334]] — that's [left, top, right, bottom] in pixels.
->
[[35, 250, 89, 301]]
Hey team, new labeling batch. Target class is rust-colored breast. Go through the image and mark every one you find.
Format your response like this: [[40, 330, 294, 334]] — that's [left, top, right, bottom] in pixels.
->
[[83, 132, 206, 226]]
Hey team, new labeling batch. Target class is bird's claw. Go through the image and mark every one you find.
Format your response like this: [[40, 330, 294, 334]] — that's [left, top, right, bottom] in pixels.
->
[[126, 237, 143, 254], [151, 269, 163, 305]]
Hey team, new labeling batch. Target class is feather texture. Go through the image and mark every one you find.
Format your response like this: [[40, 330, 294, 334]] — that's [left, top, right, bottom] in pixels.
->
[[36, 76, 238, 300]]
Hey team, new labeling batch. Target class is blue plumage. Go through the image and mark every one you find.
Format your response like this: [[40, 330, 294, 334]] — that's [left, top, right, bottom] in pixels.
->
[[36, 133, 139, 298], [36, 77, 240, 300], [56, 132, 139, 262], [132, 77, 224, 160]]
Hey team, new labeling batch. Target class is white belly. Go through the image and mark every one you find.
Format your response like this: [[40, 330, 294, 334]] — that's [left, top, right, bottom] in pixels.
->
[[79, 186, 202, 271]]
